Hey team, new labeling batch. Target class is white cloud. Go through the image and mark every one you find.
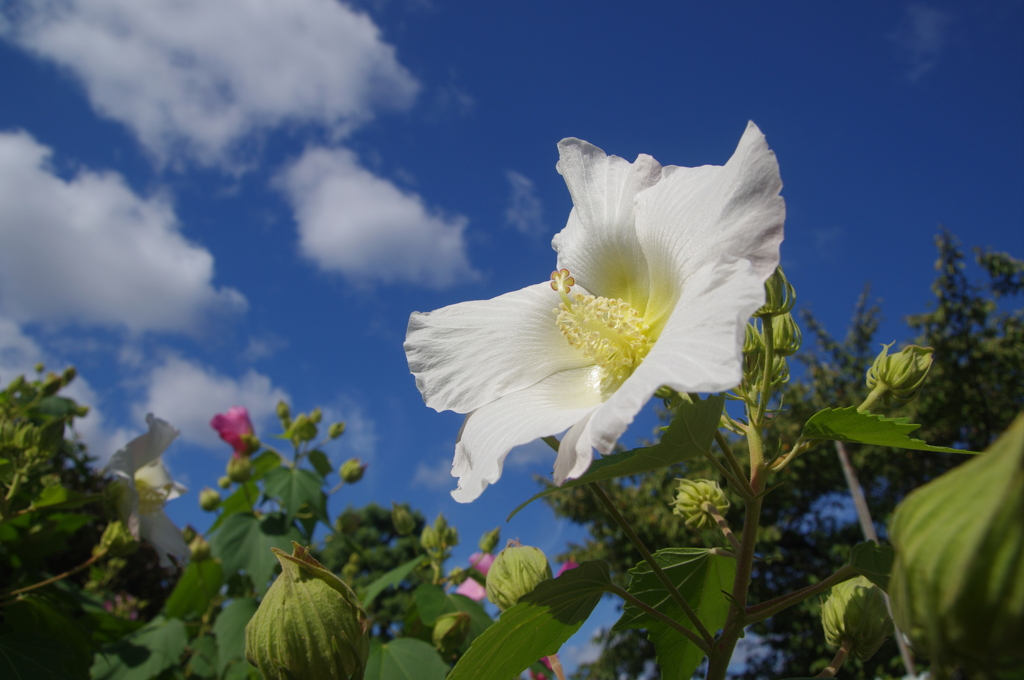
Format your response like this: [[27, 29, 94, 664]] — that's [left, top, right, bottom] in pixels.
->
[[0, 131, 246, 333], [0, 0, 419, 166], [413, 456, 454, 490], [136, 356, 288, 451], [276, 146, 477, 288], [891, 4, 953, 82], [504, 170, 546, 237]]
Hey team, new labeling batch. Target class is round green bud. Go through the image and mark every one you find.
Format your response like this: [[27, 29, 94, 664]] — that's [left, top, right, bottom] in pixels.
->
[[199, 487, 221, 512], [770, 312, 802, 357], [889, 412, 1024, 679], [335, 509, 360, 535], [340, 458, 367, 484], [217, 475, 232, 489], [432, 611, 471, 655], [246, 543, 369, 680], [239, 432, 261, 456], [420, 523, 440, 551], [756, 266, 795, 317], [288, 414, 318, 443], [865, 343, 934, 408], [181, 525, 198, 544], [227, 455, 252, 483], [478, 526, 501, 554], [391, 502, 416, 536], [671, 479, 730, 530], [308, 407, 322, 424], [486, 543, 552, 612], [329, 422, 346, 439], [189, 535, 212, 562], [95, 520, 137, 558], [276, 400, 292, 428], [821, 576, 893, 661], [61, 366, 77, 385]]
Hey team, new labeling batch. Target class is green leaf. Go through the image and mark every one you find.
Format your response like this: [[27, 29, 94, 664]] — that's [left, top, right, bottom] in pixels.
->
[[508, 394, 726, 520], [208, 482, 258, 532], [307, 449, 333, 478], [163, 559, 224, 619], [448, 561, 612, 680], [30, 485, 99, 511], [413, 585, 492, 647], [212, 598, 259, 677], [848, 541, 894, 593], [0, 632, 78, 680], [90, 616, 188, 680], [210, 513, 302, 593], [263, 466, 327, 525], [4, 594, 94, 676], [800, 406, 975, 454], [613, 548, 735, 680], [251, 450, 282, 479], [185, 635, 218, 679], [360, 555, 427, 608], [364, 638, 450, 680]]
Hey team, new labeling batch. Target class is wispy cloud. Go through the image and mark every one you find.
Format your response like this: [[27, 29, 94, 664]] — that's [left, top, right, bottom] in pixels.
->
[[504, 170, 546, 237], [890, 4, 953, 82], [412, 456, 454, 490]]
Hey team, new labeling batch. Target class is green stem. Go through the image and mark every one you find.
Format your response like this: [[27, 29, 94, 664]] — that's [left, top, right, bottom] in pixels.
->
[[817, 638, 853, 677], [702, 502, 741, 551], [588, 483, 715, 648], [714, 431, 755, 498], [755, 317, 776, 426], [700, 449, 747, 498], [745, 565, 858, 624], [857, 385, 886, 414], [1, 550, 106, 600], [607, 584, 709, 652]]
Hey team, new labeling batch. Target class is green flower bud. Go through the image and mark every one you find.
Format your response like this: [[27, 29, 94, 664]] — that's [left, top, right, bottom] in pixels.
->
[[889, 412, 1024, 679], [335, 509, 360, 535], [770, 312, 802, 357], [227, 455, 253, 483], [865, 343, 934, 409], [199, 487, 221, 512], [340, 458, 367, 484], [432, 611, 471, 655], [342, 554, 360, 584], [181, 525, 198, 544], [189, 535, 211, 562], [821, 576, 893, 661], [288, 414, 318, 443], [743, 321, 764, 355], [61, 366, 77, 385], [486, 542, 552, 612], [276, 400, 292, 428], [239, 432, 261, 456], [447, 566, 467, 585], [309, 407, 322, 424], [95, 520, 136, 558], [420, 523, 440, 552], [755, 266, 795, 317], [671, 479, 730, 530], [391, 503, 416, 536], [246, 543, 369, 680], [217, 475, 232, 489], [329, 422, 346, 439], [479, 526, 501, 554]]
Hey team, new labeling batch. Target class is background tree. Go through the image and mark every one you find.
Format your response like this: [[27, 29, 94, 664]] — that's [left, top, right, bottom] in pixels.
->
[[546, 232, 1024, 679]]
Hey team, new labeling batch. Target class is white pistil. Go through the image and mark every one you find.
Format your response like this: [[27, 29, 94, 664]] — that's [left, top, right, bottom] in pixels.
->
[[550, 269, 652, 392]]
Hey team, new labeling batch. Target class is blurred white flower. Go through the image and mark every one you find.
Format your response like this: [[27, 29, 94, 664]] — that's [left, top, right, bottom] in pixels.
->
[[107, 414, 189, 567], [406, 122, 785, 502]]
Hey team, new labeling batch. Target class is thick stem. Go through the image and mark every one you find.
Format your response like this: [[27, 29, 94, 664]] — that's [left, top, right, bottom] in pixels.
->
[[857, 385, 886, 414], [588, 483, 714, 649], [817, 638, 853, 677], [607, 584, 708, 651], [703, 502, 741, 551], [745, 565, 858, 624]]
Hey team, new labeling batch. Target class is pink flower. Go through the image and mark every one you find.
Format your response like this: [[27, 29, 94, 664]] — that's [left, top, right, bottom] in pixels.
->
[[210, 406, 254, 456], [469, 552, 494, 576], [455, 577, 487, 601], [556, 561, 579, 578]]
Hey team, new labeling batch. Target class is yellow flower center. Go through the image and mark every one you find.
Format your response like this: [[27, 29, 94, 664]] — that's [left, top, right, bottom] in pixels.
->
[[550, 269, 653, 393], [134, 477, 166, 515]]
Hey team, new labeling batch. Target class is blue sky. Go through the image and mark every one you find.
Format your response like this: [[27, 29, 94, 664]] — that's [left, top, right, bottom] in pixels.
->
[[1, 0, 1022, 668]]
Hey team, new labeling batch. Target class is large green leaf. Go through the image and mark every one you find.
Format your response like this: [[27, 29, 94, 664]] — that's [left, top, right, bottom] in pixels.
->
[[614, 548, 735, 680], [848, 541, 894, 593], [208, 482, 258, 532], [163, 559, 224, 619], [448, 561, 613, 680], [360, 555, 427, 607], [213, 597, 259, 677], [508, 394, 726, 520], [800, 407, 974, 454], [364, 638, 450, 680], [262, 466, 327, 525], [3, 594, 94, 676], [90, 616, 188, 680], [30, 484, 100, 511], [210, 513, 302, 593], [0, 632, 78, 680], [251, 450, 282, 479]]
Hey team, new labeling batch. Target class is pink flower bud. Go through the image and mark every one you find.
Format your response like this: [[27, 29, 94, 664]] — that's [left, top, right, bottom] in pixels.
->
[[455, 577, 487, 601], [211, 406, 254, 456], [469, 552, 495, 576], [556, 561, 579, 578]]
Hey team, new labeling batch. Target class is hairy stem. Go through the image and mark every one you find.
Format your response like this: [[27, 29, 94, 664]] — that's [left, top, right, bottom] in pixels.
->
[[703, 501, 741, 551], [700, 448, 748, 498], [817, 639, 853, 677], [745, 565, 858, 624], [714, 431, 751, 496], [546, 653, 566, 680], [607, 584, 709, 651], [1, 550, 106, 600]]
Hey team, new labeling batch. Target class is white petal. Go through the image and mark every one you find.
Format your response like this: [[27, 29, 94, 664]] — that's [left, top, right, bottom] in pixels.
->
[[553, 410, 596, 485], [635, 122, 784, 326], [586, 258, 766, 455], [450, 366, 604, 502], [406, 282, 593, 414], [139, 510, 189, 568], [553, 139, 663, 309], [107, 414, 180, 475]]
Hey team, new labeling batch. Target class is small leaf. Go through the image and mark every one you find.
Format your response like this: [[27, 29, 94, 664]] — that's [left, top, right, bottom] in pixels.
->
[[360, 555, 427, 608], [614, 548, 735, 680], [208, 482, 258, 532], [212, 598, 259, 677], [448, 561, 613, 680], [307, 449, 333, 478], [364, 638, 450, 680], [186, 635, 218, 678], [508, 394, 726, 520], [0, 632, 78, 680], [263, 467, 328, 525], [163, 559, 224, 619], [848, 541, 894, 593], [800, 407, 974, 454], [211, 513, 302, 593], [90, 616, 188, 680], [30, 485, 99, 511]]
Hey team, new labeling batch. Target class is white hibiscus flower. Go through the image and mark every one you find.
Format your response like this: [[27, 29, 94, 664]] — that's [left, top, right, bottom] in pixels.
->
[[107, 414, 189, 567], [405, 122, 785, 502]]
